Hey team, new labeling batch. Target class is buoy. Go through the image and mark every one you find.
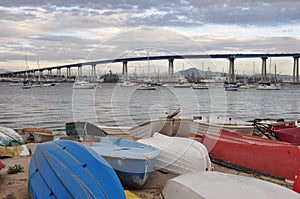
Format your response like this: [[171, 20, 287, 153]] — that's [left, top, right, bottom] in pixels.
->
[[293, 169, 300, 193]]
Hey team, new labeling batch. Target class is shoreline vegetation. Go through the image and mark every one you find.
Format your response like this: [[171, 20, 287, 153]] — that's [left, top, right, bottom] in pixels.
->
[[0, 137, 294, 199]]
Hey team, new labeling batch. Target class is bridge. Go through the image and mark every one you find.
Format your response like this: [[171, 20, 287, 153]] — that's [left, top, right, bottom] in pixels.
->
[[1, 53, 300, 83]]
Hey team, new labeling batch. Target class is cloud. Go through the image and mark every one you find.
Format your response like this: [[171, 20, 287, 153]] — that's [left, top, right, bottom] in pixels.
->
[[0, 1, 299, 73]]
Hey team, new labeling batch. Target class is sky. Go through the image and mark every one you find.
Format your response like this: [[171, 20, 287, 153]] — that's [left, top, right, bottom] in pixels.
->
[[0, 0, 300, 75]]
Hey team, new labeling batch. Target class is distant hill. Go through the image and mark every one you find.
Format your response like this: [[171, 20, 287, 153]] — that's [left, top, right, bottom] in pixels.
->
[[0, 68, 11, 74]]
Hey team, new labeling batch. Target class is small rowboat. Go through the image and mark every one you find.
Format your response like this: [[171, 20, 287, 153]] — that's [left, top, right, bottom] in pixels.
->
[[0, 126, 29, 157], [161, 171, 300, 199], [190, 115, 255, 139], [29, 140, 125, 199], [89, 137, 160, 188], [138, 133, 212, 174], [201, 129, 300, 182], [17, 128, 55, 143], [66, 121, 107, 137]]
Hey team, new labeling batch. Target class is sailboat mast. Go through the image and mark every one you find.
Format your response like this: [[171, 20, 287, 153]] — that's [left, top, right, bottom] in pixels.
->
[[147, 50, 150, 80], [274, 63, 277, 83]]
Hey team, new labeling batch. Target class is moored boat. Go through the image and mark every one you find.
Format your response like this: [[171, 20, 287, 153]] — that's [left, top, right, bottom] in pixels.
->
[[173, 82, 192, 88], [17, 127, 55, 143], [224, 82, 238, 91], [161, 171, 300, 199], [138, 133, 212, 174], [120, 81, 136, 87], [256, 82, 281, 90], [136, 84, 157, 90], [201, 129, 300, 182], [192, 82, 209, 89], [89, 137, 160, 188], [73, 81, 96, 89], [29, 140, 125, 199]]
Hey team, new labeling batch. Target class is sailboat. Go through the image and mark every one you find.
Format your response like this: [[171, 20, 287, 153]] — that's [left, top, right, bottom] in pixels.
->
[[224, 63, 238, 91], [137, 50, 157, 90], [22, 55, 32, 89], [173, 63, 192, 88], [256, 59, 281, 90], [73, 66, 96, 89]]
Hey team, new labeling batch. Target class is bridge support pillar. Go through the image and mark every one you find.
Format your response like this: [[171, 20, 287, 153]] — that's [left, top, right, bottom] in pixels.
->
[[261, 57, 268, 82], [91, 64, 96, 82], [39, 70, 43, 80], [168, 59, 174, 79], [66, 67, 71, 79], [77, 65, 82, 79], [48, 69, 52, 78], [293, 56, 299, 84], [57, 68, 61, 81], [228, 57, 235, 82], [122, 61, 128, 81]]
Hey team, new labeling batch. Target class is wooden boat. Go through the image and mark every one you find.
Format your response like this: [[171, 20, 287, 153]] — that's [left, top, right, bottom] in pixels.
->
[[161, 171, 300, 199], [89, 137, 160, 188], [17, 128, 55, 143], [190, 115, 254, 139], [201, 129, 300, 181], [29, 140, 125, 199], [138, 133, 212, 174], [66, 121, 107, 137], [100, 109, 193, 138]]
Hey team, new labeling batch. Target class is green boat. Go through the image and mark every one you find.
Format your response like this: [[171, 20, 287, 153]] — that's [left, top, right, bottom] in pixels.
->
[[65, 121, 107, 137]]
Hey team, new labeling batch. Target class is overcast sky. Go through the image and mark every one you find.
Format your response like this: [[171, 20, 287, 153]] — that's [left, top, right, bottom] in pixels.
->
[[1, 0, 300, 75]]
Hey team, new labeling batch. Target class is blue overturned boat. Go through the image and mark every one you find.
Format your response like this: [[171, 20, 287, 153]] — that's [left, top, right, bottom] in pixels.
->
[[89, 137, 160, 188], [29, 140, 125, 199]]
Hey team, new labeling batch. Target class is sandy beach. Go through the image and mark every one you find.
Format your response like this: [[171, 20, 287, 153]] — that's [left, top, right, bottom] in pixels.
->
[[0, 142, 294, 199]]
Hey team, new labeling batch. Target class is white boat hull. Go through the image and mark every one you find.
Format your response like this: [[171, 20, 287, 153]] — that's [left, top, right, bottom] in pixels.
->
[[191, 115, 254, 137], [138, 133, 212, 174], [162, 171, 300, 199]]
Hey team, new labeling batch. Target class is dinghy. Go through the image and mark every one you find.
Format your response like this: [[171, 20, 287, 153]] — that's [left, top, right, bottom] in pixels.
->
[[161, 171, 300, 199], [17, 127, 55, 143], [66, 121, 107, 137], [201, 129, 300, 181], [89, 137, 160, 188], [0, 126, 30, 157], [29, 140, 125, 199], [138, 133, 212, 174], [190, 115, 254, 139]]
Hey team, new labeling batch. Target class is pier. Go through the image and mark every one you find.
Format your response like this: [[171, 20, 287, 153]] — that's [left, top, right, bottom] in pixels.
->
[[1, 53, 300, 83]]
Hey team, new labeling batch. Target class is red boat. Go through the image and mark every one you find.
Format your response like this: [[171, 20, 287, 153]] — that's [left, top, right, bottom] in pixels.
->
[[201, 129, 300, 181], [274, 127, 300, 145], [253, 119, 300, 144]]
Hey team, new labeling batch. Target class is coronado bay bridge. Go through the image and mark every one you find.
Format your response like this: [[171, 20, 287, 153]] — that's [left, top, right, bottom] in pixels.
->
[[1, 53, 300, 83]]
